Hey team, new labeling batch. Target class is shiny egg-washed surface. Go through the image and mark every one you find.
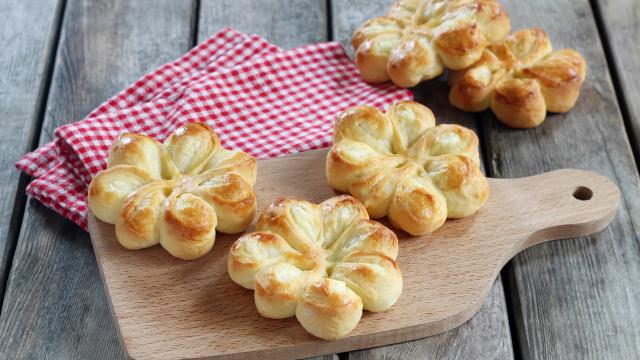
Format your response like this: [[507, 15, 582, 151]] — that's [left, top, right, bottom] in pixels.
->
[[352, 0, 511, 87], [88, 123, 257, 260], [228, 195, 402, 340], [449, 28, 587, 128], [326, 101, 489, 235]]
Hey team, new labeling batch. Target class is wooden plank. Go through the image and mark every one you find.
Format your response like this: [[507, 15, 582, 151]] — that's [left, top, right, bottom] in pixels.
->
[[198, 2, 333, 359], [0, 0, 64, 300], [198, 0, 327, 48], [330, 1, 514, 359], [483, 0, 640, 358], [0, 0, 194, 358], [593, 0, 640, 159]]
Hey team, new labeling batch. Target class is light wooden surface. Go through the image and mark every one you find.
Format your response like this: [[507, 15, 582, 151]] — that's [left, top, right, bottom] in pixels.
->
[[1, 0, 640, 359], [89, 149, 619, 360]]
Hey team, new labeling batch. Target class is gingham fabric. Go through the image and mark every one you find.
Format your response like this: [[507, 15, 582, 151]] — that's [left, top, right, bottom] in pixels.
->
[[16, 28, 413, 229], [17, 28, 278, 179]]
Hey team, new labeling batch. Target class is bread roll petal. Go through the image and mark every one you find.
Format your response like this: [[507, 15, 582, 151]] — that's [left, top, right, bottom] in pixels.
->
[[331, 251, 402, 312], [433, 22, 485, 70], [328, 220, 398, 262], [520, 49, 587, 113], [387, 101, 436, 154], [449, 50, 506, 112], [426, 154, 490, 218], [256, 198, 322, 253], [352, 16, 403, 50], [228, 232, 302, 289], [475, 0, 510, 42], [159, 193, 217, 260], [388, 0, 420, 19], [163, 123, 220, 175], [349, 163, 419, 219], [503, 28, 552, 65], [326, 139, 404, 193], [387, 34, 444, 87], [88, 165, 154, 223], [491, 76, 547, 128], [348, 167, 395, 219], [115, 183, 168, 250], [354, 33, 401, 83], [254, 263, 317, 319], [107, 133, 165, 179], [295, 279, 363, 340], [333, 106, 394, 153], [320, 195, 369, 248], [388, 174, 447, 235], [201, 147, 257, 185], [407, 124, 480, 164], [196, 174, 256, 234]]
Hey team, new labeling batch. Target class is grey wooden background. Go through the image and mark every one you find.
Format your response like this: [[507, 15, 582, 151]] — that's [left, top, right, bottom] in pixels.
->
[[0, 0, 638, 359]]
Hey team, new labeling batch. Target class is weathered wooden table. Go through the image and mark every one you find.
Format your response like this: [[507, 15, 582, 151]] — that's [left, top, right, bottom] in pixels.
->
[[1, 0, 639, 359]]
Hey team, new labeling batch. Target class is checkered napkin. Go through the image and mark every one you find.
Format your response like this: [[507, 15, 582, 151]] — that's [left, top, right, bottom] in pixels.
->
[[16, 28, 413, 229]]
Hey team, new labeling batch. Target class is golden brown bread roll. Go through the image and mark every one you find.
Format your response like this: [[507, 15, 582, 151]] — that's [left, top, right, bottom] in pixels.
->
[[227, 195, 402, 340], [449, 28, 587, 128], [352, 0, 510, 88], [326, 101, 489, 236], [88, 123, 257, 260]]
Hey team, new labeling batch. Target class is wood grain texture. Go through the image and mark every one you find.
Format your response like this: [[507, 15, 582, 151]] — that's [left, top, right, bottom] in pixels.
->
[[593, 0, 640, 158], [0, 0, 194, 358], [485, 0, 640, 358], [331, 0, 515, 358], [0, 0, 64, 300], [198, 0, 327, 48], [197, 3, 333, 358], [89, 148, 619, 360]]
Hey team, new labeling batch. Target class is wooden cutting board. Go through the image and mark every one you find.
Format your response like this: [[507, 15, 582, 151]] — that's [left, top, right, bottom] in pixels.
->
[[88, 149, 619, 360]]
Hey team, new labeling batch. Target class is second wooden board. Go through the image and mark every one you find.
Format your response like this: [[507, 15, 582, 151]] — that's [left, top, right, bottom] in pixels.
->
[[88, 149, 619, 359]]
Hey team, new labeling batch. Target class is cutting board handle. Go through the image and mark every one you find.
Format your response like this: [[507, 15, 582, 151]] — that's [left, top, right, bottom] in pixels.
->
[[494, 169, 620, 256]]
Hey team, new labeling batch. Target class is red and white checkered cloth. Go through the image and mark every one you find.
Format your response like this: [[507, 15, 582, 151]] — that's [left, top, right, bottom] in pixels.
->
[[16, 28, 413, 229]]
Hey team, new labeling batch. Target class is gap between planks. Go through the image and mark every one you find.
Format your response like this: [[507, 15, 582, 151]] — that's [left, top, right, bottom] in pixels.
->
[[0, 0, 68, 309], [587, 0, 640, 171]]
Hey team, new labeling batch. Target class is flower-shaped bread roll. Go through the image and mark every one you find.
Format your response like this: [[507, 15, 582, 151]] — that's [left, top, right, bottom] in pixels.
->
[[228, 195, 402, 340], [352, 0, 510, 88], [449, 28, 587, 128], [88, 123, 257, 260], [326, 101, 489, 236]]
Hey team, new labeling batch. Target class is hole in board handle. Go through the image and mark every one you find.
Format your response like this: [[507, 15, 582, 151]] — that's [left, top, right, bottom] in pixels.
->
[[573, 186, 593, 201]]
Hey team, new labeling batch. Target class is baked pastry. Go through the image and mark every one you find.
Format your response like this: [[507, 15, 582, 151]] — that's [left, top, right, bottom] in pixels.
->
[[88, 123, 257, 260], [449, 28, 587, 128], [326, 101, 489, 235], [228, 195, 402, 340], [352, 0, 510, 87]]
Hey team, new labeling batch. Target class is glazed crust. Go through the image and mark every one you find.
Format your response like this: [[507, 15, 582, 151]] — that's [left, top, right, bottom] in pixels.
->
[[353, 0, 511, 88], [326, 101, 489, 236], [449, 28, 587, 128], [88, 123, 257, 260], [227, 195, 402, 340]]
